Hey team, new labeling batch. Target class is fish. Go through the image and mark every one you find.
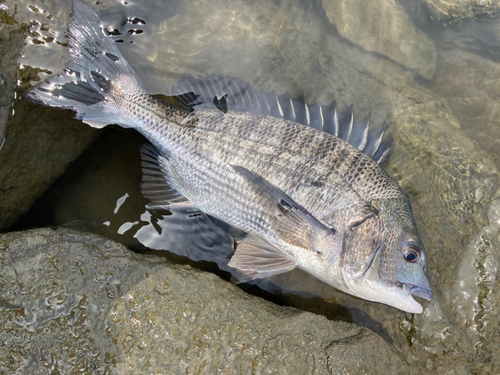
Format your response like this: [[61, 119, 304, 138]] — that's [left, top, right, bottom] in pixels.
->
[[27, 0, 432, 313]]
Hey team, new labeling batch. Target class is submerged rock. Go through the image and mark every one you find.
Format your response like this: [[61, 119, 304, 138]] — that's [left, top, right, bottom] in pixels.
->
[[0, 228, 408, 374], [423, 0, 500, 20], [430, 49, 500, 169], [323, 0, 437, 80]]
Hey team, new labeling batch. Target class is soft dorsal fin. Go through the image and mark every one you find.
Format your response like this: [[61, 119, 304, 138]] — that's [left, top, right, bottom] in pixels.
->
[[228, 234, 297, 281], [171, 75, 392, 164], [140, 144, 190, 210]]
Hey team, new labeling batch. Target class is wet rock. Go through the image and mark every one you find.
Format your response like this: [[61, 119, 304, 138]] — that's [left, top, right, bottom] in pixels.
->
[[0, 7, 24, 146], [0, 100, 98, 231], [430, 49, 500, 169], [323, 0, 437, 80], [0, 2, 98, 231], [423, 0, 500, 20], [419, 47, 500, 375], [0, 228, 408, 374]]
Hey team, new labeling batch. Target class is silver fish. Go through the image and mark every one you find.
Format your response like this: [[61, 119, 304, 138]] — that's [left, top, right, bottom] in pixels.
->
[[27, 0, 432, 313]]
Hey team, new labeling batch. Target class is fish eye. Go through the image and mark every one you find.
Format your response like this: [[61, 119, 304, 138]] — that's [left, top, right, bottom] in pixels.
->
[[403, 243, 420, 263]]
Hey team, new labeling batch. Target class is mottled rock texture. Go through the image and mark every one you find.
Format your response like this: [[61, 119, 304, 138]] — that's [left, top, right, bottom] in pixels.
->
[[0, 5, 23, 143], [323, 0, 437, 79], [0, 228, 408, 374], [0, 2, 98, 231]]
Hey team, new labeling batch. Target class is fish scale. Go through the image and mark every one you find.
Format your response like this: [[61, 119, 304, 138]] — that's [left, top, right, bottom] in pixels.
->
[[143, 108, 392, 223], [27, 0, 432, 313]]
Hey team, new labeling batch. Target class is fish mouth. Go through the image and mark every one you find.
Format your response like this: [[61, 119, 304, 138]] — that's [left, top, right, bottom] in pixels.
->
[[408, 285, 432, 301]]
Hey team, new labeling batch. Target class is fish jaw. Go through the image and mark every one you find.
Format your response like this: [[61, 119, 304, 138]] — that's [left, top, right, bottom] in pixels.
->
[[330, 233, 432, 313], [409, 285, 433, 300], [332, 261, 426, 313], [345, 258, 432, 314], [298, 252, 428, 313], [368, 281, 431, 313]]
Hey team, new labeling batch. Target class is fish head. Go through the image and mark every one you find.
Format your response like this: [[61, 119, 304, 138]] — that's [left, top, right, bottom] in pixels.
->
[[339, 198, 431, 313]]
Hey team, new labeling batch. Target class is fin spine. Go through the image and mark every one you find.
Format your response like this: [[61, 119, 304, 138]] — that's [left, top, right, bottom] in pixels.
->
[[171, 75, 392, 163]]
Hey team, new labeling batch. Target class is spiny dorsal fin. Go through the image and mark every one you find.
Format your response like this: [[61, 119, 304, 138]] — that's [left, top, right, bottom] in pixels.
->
[[171, 75, 392, 164], [228, 234, 297, 281], [140, 143, 190, 210]]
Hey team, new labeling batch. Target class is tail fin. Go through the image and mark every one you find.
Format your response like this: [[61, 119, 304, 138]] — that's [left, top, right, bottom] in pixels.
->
[[27, 0, 144, 129]]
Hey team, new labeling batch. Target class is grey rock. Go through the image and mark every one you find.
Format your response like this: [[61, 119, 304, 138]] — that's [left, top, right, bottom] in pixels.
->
[[0, 228, 409, 374], [0, 7, 24, 147], [430, 49, 500, 169], [0, 1, 98, 231], [323, 0, 437, 80], [0, 99, 98, 231], [422, 47, 500, 375]]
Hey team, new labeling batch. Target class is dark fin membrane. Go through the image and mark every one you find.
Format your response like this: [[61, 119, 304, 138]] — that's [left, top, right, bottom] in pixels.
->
[[172, 75, 392, 164], [140, 143, 190, 210], [36, 70, 105, 106]]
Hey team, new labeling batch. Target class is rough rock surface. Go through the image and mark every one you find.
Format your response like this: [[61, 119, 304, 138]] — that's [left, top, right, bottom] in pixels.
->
[[0, 100, 98, 231], [430, 49, 500, 168], [0, 2, 98, 231], [0, 6, 24, 143], [323, 0, 437, 79], [0, 228, 408, 374]]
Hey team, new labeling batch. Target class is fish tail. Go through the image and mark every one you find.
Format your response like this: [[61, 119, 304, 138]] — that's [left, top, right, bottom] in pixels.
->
[[27, 0, 145, 129]]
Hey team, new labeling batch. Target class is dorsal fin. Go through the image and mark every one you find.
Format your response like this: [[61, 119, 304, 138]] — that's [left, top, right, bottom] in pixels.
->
[[171, 75, 392, 164]]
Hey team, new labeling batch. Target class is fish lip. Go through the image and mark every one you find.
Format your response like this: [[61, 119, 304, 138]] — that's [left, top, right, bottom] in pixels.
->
[[362, 281, 424, 313], [408, 285, 432, 301]]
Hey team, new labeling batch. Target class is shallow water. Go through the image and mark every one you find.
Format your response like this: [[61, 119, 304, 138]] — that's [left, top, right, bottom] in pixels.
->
[[3, 0, 500, 373]]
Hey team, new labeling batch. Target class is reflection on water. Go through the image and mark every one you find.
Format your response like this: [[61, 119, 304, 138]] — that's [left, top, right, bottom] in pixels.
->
[[13, 128, 240, 273], [5, 0, 500, 373]]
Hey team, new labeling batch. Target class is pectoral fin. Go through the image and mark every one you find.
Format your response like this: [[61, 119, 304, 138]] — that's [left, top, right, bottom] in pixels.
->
[[232, 165, 335, 243], [228, 234, 296, 281]]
